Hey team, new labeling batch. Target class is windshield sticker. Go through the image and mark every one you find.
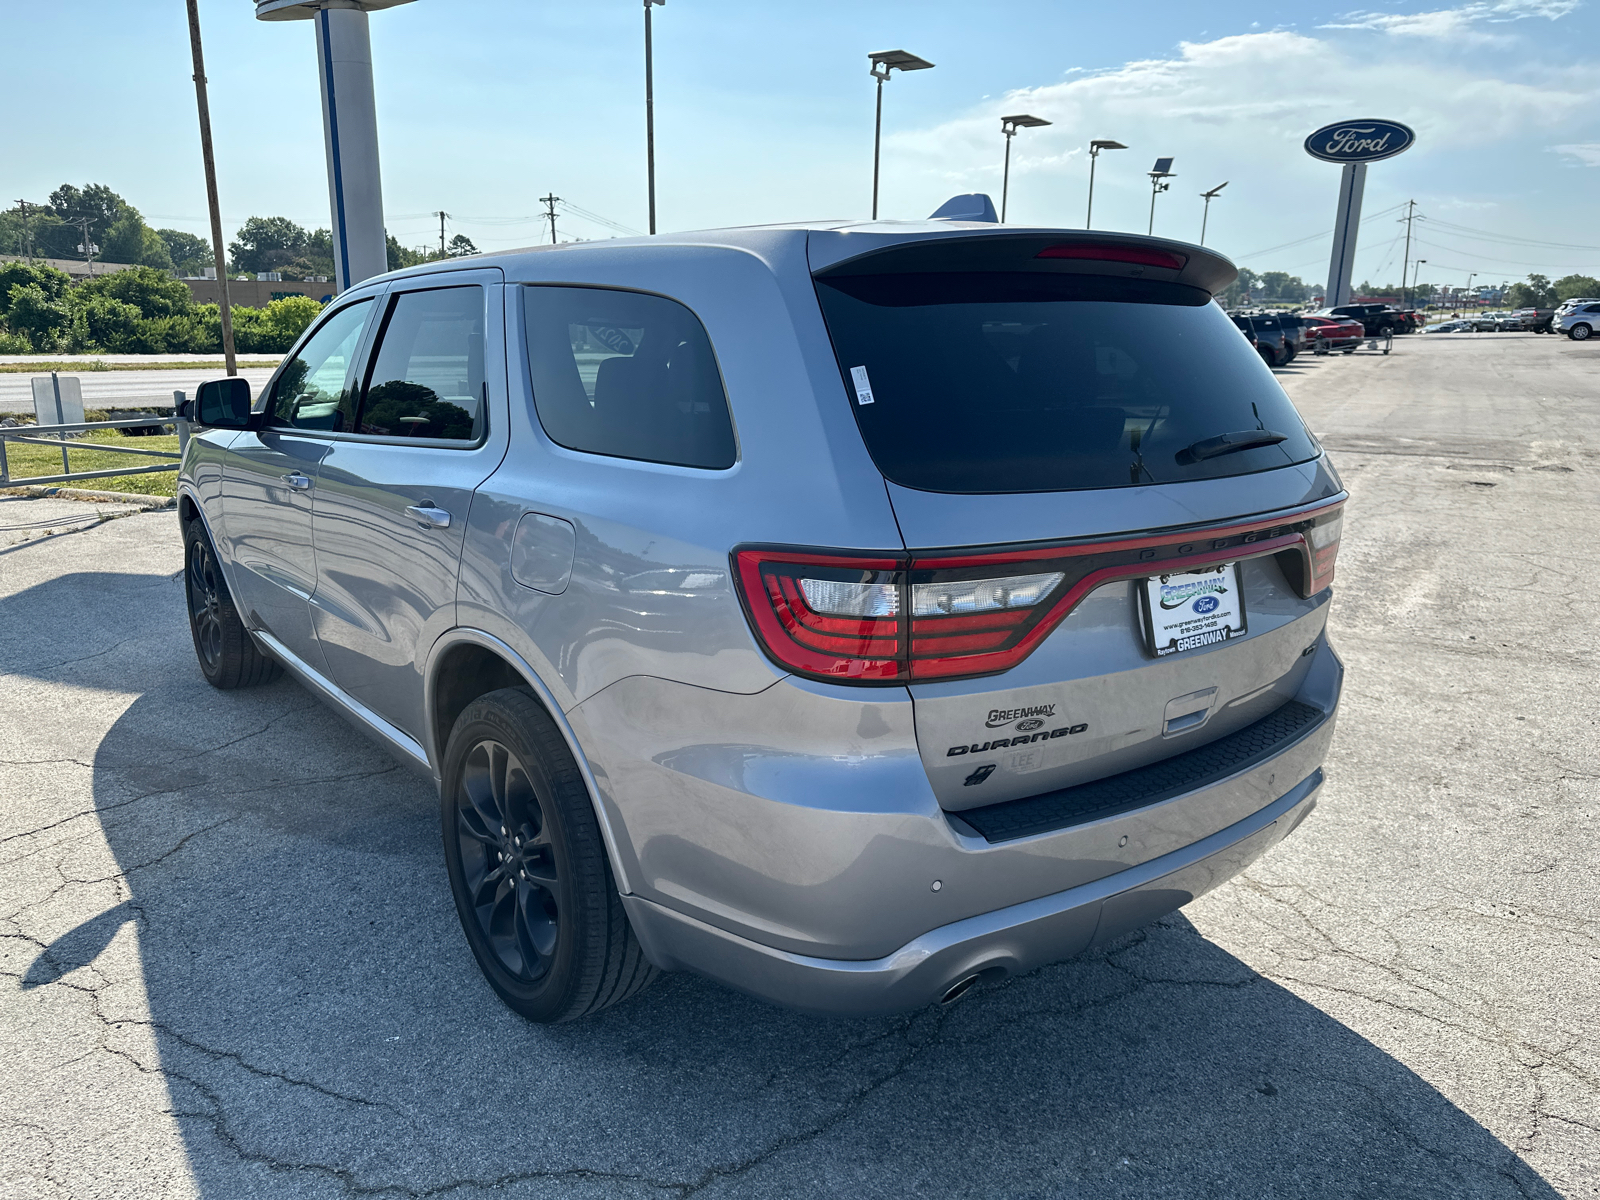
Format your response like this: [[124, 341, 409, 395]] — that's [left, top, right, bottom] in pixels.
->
[[849, 365, 875, 405]]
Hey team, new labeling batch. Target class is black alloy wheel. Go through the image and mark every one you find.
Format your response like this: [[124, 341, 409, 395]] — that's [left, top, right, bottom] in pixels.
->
[[453, 738, 561, 982], [187, 536, 226, 674], [182, 521, 281, 689], [440, 688, 656, 1023]]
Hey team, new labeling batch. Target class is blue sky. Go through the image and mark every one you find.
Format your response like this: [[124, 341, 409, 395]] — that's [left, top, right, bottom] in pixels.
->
[[5, 0, 1597, 288]]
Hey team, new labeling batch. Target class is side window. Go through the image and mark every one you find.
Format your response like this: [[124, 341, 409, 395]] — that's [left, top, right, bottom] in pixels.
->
[[522, 285, 735, 470], [356, 286, 485, 441], [268, 299, 372, 431]]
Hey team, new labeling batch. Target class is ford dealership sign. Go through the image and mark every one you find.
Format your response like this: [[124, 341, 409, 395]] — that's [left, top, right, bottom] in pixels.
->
[[1304, 120, 1416, 164]]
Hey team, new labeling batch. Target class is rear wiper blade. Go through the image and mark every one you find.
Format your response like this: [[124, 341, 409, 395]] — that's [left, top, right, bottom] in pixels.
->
[[1177, 429, 1288, 464]]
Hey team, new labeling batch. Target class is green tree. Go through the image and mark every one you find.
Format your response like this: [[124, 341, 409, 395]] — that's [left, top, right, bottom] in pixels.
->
[[446, 233, 478, 257], [157, 229, 214, 274], [48, 183, 127, 247], [230, 216, 311, 275], [75, 266, 195, 320], [1553, 274, 1600, 301], [0, 262, 71, 316], [386, 233, 427, 272], [101, 211, 172, 269], [5, 284, 73, 350]]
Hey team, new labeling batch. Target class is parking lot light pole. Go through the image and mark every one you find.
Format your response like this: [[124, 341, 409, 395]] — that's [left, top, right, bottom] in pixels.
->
[[1000, 114, 1051, 223], [868, 50, 934, 220], [644, 0, 664, 235], [1199, 181, 1228, 246], [1085, 138, 1126, 228], [1409, 259, 1425, 309], [1147, 157, 1175, 235]]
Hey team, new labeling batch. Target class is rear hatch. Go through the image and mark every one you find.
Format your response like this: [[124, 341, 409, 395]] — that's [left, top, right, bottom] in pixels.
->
[[805, 229, 1345, 813]]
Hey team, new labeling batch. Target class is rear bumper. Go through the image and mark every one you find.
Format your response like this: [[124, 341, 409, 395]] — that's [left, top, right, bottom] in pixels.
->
[[624, 770, 1322, 1016]]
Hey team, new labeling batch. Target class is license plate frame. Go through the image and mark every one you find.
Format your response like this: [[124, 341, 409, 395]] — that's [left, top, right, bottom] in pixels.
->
[[1139, 562, 1247, 657]]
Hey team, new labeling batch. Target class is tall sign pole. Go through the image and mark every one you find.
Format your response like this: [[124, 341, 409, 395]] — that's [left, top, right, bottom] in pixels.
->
[[256, 0, 417, 292], [1305, 119, 1416, 307], [185, 0, 237, 376]]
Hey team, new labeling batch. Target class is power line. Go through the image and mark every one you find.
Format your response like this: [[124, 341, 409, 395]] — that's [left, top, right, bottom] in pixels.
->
[[540, 194, 560, 245]]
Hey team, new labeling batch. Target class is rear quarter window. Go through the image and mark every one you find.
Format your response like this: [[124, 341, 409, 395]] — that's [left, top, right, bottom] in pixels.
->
[[814, 271, 1320, 494], [522, 285, 736, 470]]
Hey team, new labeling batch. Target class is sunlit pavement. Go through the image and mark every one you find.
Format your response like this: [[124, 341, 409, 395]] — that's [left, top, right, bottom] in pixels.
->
[[2, 334, 1595, 1198]]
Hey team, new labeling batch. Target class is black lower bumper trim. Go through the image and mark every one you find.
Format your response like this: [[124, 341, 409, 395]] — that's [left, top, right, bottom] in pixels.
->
[[956, 700, 1328, 844]]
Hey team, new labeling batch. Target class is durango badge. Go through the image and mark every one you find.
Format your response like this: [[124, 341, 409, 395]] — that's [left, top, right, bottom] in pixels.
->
[[947, 722, 1088, 756]]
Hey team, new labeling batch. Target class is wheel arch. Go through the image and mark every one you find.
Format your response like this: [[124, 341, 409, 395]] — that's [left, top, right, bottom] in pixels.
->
[[424, 629, 635, 895]]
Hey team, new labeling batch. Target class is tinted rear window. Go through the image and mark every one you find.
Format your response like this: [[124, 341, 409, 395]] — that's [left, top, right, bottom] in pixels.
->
[[814, 272, 1319, 493]]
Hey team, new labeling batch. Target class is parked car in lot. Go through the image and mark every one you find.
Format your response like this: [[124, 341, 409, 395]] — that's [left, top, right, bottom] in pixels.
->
[[1230, 313, 1297, 366], [1302, 314, 1365, 352], [1317, 303, 1407, 336], [1425, 319, 1471, 333], [1560, 302, 1600, 340], [1510, 308, 1555, 333], [1466, 313, 1501, 332], [176, 216, 1347, 1022]]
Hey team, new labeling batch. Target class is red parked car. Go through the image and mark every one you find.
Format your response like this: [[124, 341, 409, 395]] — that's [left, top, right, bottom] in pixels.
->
[[1301, 315, 1364, 352]]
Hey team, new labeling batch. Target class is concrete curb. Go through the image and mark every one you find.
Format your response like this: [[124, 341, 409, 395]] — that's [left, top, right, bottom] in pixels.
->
[[0, 485, 176, 510]]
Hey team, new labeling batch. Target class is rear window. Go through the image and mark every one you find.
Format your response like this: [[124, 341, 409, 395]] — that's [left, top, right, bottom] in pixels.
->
[[814, 272, 1319, 493]]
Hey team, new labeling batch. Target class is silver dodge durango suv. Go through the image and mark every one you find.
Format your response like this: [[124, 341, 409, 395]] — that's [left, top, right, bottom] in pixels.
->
[[177, 215, 1347, 1022]]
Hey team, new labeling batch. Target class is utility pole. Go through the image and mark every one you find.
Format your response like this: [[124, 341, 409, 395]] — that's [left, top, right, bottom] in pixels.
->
[[1399, 198, 1416, 310], [436, 210, 448, 256], [541, 194, 560, 245], [644, 0, 664, 235], [14, 201, 35, 260], [185, 0, 237, 376], [74, 218, 97, 277]]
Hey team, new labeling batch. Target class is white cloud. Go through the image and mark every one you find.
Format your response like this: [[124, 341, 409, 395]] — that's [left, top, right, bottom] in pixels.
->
[[877, 24, 1597, 277], [1551, 142, 1600, 166], [1319, 0, 1581, 42]]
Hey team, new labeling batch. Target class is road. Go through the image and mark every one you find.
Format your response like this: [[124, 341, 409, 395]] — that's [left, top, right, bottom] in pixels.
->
[[0, 367, 280, 415], [1, 334, 1596, 1198]]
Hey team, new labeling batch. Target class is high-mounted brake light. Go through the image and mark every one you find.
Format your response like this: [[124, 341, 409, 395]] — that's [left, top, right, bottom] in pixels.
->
[[1035, 244, 1188, 271], [733, 500, 1345, 686]]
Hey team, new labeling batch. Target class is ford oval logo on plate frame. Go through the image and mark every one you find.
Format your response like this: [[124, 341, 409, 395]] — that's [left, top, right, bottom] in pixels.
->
[[1304, 119, 1416, 164]]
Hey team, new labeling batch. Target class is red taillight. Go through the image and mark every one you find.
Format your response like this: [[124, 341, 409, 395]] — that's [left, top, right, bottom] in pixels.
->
[[1035, 243, 1188, 271], [733, 501, 1345, 686], [734, 551, 905, 682], [1306, 510, 1343, 594]]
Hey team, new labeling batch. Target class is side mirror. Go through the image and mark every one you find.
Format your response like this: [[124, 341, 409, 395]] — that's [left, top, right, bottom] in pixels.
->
[[195, 378, 256, 429]]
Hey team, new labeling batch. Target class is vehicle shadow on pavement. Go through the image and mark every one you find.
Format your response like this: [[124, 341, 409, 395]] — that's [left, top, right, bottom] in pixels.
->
[[8, 571, 1559, 1199]]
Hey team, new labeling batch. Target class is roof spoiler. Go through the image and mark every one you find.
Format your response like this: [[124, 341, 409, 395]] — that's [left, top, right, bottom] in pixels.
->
[[928, 193, 998, 223]]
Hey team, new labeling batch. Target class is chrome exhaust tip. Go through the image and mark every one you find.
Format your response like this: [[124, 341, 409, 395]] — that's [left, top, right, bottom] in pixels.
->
[[940, 974, 982, 1005]]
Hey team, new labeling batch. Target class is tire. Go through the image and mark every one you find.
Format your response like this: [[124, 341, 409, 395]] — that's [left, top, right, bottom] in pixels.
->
[[1570, 324, 1592, 341], [183, 521, 282, 689], [1258, 345, 1280, 368], [441, 688, 656, 1023]]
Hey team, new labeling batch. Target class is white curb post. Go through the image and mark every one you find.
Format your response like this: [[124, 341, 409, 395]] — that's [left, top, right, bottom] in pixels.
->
[[255, 0, 416, 293]]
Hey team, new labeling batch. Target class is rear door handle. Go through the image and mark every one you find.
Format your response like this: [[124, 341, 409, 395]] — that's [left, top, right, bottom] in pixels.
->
[[280, 472, 312, 490], [405, 504, 452, 530]]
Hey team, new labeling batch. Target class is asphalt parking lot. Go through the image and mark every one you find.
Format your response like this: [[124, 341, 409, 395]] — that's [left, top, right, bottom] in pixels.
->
[[2, 333, 1596, 1198]]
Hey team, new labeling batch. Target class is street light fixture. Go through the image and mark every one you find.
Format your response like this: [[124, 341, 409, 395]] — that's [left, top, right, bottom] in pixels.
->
[[1000, 114, 1051, 223], [868, 50, 934, 220], [1199, 181, 1228, 246], [644, 0, 665, 235], [1147, 157, 1175, 236], [1085, 138, 1126, 228], [1409, 259, 1426, 309]]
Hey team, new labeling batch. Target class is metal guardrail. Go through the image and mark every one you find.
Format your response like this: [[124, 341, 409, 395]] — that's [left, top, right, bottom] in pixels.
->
[[0, 410, 190, 490]]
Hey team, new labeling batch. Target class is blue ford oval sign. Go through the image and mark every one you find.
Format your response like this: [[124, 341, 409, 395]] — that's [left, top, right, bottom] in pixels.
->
[[1304, 119, 1416, 164]]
